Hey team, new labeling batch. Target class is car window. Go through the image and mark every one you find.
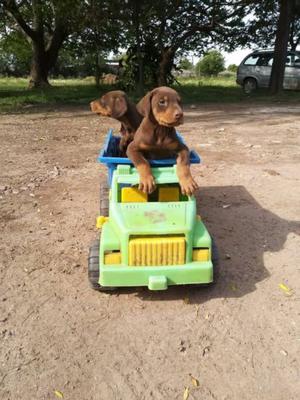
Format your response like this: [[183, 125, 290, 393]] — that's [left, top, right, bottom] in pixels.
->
[[256, 54, 273, 67], [293, 58, 300, 68], [287, 52, 300, 68], [243, 55, 259, 66], [285, 56, 292, 66]]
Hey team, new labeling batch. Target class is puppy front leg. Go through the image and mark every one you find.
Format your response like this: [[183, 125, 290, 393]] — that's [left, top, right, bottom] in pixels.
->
[[119, 132, 134, 156], [176, 145, 198, 196], [126, 142, 156, 193]]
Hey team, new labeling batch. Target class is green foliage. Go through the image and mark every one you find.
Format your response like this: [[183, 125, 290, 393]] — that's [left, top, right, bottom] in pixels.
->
[[0, 31, 31, 76], [114, 0, 252, 87], [117, 40, 161, 90], [196, 51, 225, 77], [227, 64, 238, 72], [178, 58, 194, 70]]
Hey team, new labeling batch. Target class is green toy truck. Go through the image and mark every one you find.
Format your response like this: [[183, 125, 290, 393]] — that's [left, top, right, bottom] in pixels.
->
[[88, 133, 217, 291]]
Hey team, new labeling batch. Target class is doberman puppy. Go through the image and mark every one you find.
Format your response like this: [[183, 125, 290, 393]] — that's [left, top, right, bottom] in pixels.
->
[[90, 90, 142, 155], [126, 86, 198, 196]]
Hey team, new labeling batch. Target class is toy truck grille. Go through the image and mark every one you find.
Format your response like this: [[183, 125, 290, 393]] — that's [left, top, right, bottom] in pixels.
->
[[128, 235, 186, 266]]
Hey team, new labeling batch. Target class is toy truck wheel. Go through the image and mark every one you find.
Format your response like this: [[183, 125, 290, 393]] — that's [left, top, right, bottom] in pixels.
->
[[99, 178, 109, 217], [88, 239, 116, 292]]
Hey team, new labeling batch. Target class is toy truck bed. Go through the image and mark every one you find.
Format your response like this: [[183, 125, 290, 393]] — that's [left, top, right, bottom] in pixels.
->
[[98, 129, 200, 186]]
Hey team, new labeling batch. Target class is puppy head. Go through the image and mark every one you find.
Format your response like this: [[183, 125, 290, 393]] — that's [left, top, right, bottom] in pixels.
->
[[90, 90, 128, 119], [137, 86, 183, 127]]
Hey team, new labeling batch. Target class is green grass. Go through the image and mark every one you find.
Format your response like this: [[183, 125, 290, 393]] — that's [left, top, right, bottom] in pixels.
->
[[176, 76, 300, 104], [0, 77, 112, 112], [0, 76, 299, 113]]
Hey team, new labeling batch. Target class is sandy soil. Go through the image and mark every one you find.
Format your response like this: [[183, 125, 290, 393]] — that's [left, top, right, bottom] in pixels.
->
[[0, 103, 299, 400]]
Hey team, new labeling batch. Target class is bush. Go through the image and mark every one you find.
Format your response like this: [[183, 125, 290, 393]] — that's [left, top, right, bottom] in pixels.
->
[[227, 64, 238, 72], [196, 50, 225, 77], [218, 70, 235, 78], [178, 57, 194, 70]]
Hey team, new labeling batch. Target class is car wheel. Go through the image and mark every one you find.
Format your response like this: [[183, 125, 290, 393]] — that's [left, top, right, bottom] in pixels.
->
[[99, 178, 109, 217], [243, 78, 257, 94], [88, 238, 116, 292]]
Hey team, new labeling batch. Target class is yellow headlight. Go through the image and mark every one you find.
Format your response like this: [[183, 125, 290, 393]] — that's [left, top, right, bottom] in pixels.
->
[[104, 251, 121, 265], [192, 248, 210, 262]]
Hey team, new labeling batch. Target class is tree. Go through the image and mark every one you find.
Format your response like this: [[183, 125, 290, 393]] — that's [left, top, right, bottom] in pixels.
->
[[247, 0, 300, 93], [248, 0, 300, 51], [1, 0, 85, 88], [227, 64, 238, 72], [289, 11, 300, 50], [0, 28, 31, 76], [270, 0, 295, 94], [117, 0, 251, 87], [178, 57, 194, 70], [196, 50, 225, 76], [78, 0, 123, 86]]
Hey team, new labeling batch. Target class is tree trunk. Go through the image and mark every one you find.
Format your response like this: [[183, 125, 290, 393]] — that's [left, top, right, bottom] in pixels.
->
[[269, 0, 295, 94], [158, 48, 174, 86], [134, 1, 144, 95], [95, 53, 101, 87], [29, 42, 51, 88]]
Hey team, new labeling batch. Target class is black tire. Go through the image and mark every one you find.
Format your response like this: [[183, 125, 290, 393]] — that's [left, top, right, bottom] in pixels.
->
[[88, 238, 116, 292], [243, 77, 257, 94], [99, 178, 109, 217]]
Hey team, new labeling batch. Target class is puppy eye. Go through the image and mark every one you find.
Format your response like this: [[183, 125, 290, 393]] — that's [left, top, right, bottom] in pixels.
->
[[159, 99, 166, 106]]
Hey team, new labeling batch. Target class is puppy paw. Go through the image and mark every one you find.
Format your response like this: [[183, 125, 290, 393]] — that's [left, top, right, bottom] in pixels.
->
[[139, 174, 156, 194], [179, 176, 198, 196]]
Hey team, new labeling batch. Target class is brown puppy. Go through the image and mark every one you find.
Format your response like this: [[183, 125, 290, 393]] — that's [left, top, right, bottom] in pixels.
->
[[90, 90, 142, 154], [127, 86, 198, 196]]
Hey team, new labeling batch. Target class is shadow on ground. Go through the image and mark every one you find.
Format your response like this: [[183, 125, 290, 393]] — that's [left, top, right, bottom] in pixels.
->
[[110, 185, 299, 303]]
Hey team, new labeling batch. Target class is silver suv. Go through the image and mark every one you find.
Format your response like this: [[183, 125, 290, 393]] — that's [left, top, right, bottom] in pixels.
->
[[237, 49, 300, 93]]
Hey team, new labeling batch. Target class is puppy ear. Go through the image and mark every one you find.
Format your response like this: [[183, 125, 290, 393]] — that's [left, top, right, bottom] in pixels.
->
[[137, 92, 153, 117], [90, 100, 102, 113], [111, 96, 128, 118]]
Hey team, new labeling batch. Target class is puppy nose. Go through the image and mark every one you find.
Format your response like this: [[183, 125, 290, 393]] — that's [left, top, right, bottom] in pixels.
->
[[175, 111, 183, 120]]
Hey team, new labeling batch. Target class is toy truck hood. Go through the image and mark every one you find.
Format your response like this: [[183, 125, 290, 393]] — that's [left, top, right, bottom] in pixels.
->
[[111, 201, 196, 235]]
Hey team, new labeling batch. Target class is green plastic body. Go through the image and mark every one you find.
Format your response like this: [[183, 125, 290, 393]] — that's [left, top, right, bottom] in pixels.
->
[[98, 165, 213, 290]]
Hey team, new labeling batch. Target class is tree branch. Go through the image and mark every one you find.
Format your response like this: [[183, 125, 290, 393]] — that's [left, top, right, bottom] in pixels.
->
[[2, 0, 36, 40], [173, 22, 215, 51]]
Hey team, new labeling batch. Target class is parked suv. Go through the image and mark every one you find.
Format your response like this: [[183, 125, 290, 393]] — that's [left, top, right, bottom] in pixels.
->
[[237, 49, 300, 93]]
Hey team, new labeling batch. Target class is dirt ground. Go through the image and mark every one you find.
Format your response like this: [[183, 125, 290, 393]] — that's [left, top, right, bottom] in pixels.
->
[[0, 102, 299, 400]]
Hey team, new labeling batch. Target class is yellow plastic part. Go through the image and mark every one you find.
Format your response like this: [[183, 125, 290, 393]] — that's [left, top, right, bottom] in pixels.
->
[[158, 187, 180, 202], [129, 236, 185, 266], [192, 248, 210, 262], [96, 216, 109, 228], [104, 251, 121, 265], [121, 187, 148, 203]]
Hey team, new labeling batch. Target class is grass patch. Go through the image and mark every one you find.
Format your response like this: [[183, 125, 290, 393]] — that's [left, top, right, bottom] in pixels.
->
[[0, 77, 111, 112], [0, 76, 299, 113], [175, 76, 300, 104]]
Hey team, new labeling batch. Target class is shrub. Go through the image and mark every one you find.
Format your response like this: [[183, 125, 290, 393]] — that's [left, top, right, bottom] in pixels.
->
[[196, 50, 225, 77], [227, 64, 238, 72]]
